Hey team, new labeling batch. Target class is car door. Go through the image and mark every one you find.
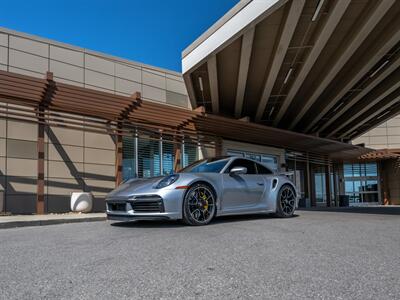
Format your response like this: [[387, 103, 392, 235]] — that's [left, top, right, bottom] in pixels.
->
[[221, 158, 266, 211]]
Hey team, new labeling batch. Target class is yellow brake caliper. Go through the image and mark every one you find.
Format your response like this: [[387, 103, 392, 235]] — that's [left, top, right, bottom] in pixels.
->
[[201, 192, 208, 210]]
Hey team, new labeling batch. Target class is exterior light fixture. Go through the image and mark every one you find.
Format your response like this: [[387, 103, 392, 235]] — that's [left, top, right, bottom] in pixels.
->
[[333, 101, 344, 112], [312, 0, 325, 22], [283, 68, 293, 84], [377, 110, 391, 120], [370, 60, 389, 78], [198, 76, 204, 92], [268, 106, 275, 117]]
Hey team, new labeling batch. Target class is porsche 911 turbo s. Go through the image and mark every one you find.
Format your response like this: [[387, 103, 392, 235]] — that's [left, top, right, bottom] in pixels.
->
[[106, 156, 299, 225]]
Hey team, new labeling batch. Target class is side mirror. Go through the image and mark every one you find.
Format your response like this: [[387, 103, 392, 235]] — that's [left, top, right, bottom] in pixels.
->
[[229, 166, 247, 176]]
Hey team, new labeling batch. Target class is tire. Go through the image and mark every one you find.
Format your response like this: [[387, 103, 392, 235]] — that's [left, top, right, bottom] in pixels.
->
[[182, 183, 216, 226], [275, 184, 296, 218]]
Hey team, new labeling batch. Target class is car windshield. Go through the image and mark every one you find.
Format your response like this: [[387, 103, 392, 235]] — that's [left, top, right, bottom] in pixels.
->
[[179, 157, 230, 173]]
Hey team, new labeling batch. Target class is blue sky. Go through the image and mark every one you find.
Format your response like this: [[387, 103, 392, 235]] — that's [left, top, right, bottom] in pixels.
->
[[0, 0, 239, 72]]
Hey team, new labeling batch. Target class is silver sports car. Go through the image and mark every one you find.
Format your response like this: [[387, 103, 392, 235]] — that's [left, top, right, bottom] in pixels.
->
[[106, 156, 299, 225]]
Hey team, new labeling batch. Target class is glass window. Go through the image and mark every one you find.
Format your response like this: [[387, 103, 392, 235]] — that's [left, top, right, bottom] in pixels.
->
[[162, 141, 175, 175], [227, 159, 257, 174], [261, 155, 278, 171], [345, 181, 354, 193], [366, 180, 378, 192], [138, 138, 160, 178], [256, 163, 273, 174], [343, 162, 379, 204], [122, 136, 135, 180], [227, 149, 278, 171], [227, 150, 245, 157], [344, 164, 353, 177], [314, 172, 326, 203], [366, 163, 378, 177], [180, 157, 229, 173], [245, 153, 261, 162], [353, 180, 362, 193], [183, 143, 198, 167]]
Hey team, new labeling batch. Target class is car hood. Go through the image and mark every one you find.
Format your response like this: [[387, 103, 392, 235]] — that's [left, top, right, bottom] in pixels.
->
[[107, 177, 163, 199]]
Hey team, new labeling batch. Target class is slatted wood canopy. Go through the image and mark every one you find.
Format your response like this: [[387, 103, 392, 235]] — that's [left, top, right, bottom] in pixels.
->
[[0, 69, 372, 213], [0, 69, 370, 161]]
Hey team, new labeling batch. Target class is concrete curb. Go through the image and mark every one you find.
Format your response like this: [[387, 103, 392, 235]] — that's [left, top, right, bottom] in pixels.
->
[[0, 216, 106, 229]]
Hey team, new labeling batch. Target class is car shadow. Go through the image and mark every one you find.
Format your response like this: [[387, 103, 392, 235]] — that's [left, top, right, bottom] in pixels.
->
[[110, 213, 299, 228]]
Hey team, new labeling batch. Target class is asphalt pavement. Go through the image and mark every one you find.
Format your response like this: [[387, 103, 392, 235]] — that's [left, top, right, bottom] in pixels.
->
[[0, 209, 399, 299]]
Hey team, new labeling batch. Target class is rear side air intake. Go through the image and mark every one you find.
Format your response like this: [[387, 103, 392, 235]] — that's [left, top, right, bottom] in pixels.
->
[[272, 178, 278, 189]]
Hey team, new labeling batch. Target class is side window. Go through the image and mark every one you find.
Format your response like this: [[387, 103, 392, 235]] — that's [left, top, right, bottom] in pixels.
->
[[256, 163, 273, 174], [227, 159, 257, 174]]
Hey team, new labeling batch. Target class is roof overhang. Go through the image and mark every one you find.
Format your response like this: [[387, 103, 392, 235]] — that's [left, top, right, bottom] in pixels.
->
[[182, 0, 400, 143], [0, 69, 369, 162]]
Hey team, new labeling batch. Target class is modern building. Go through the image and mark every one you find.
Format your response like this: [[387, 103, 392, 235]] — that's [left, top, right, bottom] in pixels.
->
[[0, 0, 399, 214]]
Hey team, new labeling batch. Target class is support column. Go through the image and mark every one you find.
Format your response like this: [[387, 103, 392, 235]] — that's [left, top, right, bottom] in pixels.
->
[[36, 107, 45, 214], [36, 71, 54, 214], [134, 130, 139, 178], [325, 163, 332, 207], [115, 124, 123, 187], [215, 138, 223, 156], [159, 134, 163, 175], [173, 134, 182, 172], [306, 153, 313, 207]]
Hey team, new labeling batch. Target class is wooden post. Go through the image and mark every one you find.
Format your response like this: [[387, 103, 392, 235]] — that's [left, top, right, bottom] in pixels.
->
[[173, 146, 181, 173], [115, 126, 123, 187], [173, 135, 182, 172], [215, 138, 223, 156], [36, 72, 54, 214], [36, 107, 45, 214]]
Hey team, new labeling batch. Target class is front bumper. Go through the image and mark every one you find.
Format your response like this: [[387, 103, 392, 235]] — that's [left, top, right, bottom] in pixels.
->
[[106, 189, 185, 221]]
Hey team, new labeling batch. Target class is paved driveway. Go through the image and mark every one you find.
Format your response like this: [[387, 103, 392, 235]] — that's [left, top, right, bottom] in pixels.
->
[[1, 209, 399, 299]]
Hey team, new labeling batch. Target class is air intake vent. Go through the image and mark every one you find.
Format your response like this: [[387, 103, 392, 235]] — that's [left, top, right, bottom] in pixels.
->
[[272, 178, 278, 189], [130, 195, 164, 213]]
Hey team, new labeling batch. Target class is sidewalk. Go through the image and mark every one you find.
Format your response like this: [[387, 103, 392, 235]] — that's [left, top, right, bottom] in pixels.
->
[[0, 213, 106, 229]]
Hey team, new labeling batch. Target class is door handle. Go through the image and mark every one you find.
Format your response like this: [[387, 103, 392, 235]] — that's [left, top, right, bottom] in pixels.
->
[[257, 182, 264, 186]]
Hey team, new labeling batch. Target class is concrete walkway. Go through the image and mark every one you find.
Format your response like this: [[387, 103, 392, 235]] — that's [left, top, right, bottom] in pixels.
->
[[0, 213, 106, 229]]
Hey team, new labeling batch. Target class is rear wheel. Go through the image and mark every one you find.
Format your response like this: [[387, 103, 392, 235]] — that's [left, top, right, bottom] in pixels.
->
[[276, 184, 296, 218], [182, 183, 216, 226]]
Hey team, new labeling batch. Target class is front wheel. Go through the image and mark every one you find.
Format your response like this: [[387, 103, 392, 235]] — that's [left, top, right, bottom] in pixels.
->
[[275, 184, 296, 218], [182, 183, 216, 226]]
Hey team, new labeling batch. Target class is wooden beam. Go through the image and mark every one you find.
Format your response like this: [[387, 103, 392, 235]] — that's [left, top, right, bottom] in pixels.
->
[[207, 55, 219, 114], [318, 53, 400, 135], [235, 27, 255, 118], [305, 21, 400, 133], [255, 0, 305, 121], [288, 0, 395, 130], [183, 73, 197, 109], [273, 0, 351, 126]]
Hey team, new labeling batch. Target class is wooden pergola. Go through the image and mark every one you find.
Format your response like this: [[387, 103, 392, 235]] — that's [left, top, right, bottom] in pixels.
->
[[0, 70, 371, 213]]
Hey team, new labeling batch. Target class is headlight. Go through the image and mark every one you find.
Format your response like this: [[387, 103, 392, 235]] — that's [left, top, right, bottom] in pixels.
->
[[155, 174, 179, 189]]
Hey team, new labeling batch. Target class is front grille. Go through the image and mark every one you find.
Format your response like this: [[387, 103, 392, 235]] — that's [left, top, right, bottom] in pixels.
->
[[130, 195, 164, 213]]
